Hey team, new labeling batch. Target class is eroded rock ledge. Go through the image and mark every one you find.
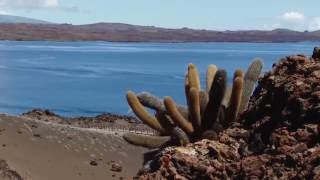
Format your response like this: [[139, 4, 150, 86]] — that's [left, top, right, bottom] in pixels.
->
[[0, 160, 23, 180], [136, 49, 320, 179]]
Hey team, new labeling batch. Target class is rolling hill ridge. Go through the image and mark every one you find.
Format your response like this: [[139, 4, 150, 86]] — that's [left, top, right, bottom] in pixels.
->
[[0, 15, 319, 42], [0, 15, 51, 24]]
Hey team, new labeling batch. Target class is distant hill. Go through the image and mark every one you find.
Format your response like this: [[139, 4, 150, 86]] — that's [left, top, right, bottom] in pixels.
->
[[311, 30, 320, 36], [0, 18, 319, 42], [0, 15, 51, 24]]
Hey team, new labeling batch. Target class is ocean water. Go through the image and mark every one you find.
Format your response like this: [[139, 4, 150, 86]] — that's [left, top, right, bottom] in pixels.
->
[[0, 41, 318, 117]]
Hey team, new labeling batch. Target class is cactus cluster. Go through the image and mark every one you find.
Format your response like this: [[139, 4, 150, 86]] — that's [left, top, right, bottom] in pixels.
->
[[123, 60, 263, 148]]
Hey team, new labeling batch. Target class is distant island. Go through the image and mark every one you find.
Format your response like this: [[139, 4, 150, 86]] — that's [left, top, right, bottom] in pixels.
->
[[0, 15, 320, 42]]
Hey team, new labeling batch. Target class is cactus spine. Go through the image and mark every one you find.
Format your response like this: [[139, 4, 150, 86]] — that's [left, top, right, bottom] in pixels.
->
[[155, 112, 190, 145], [188, 64, 201, 90], [170, 127, 190, 145], [137, 92, 165, 112], [199, 90, 209, 118], [188, 87, 201, 133], [222, 70, 243, 109], [155, 112, 174, 131], [206, 64, 218, 92], [185, 73, 190, 107], [239, 59, 263, 113], [226, 76, 244, 124], [221, 87, 232, 108], [202, 69, 227, 130], [233, 69, 244, 80], [164, 96, 194, 134], [123, 133, 171, 148], [126, 91, 165, 134], [137, 92, 189, 119]]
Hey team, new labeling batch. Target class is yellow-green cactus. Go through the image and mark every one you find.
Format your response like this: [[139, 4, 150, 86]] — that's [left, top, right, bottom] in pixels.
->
[[188, 87, 201, 133], [202, 69, 227, 130], [233, 69, 244, 80], [164, 96, 194, 134], [126, 91, 165, 134], [206, 64, 218, 92], [239, 59, 263, 113], [123, 133, 171, 148], [226, 76, 244, 124], [124, 61, 263, 148], [188, 64, 201, 90], [199, 90, 209, 119], [137, 92, 165, 113]]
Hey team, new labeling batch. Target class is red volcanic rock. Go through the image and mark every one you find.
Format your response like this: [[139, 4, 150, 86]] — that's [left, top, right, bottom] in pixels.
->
[[242, 54, 320, 151], [137, 139, 242, 179], [136, 49, 320, 179]]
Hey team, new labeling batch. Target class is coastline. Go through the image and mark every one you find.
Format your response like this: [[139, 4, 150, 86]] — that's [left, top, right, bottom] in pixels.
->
[[2, 39, 320, 43], [0, 23, 320, 43], [20, 109, 156, 134]]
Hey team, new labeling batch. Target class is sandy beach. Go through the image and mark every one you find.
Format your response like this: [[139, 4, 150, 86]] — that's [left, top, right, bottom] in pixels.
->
[[0, 114, 149, 180]]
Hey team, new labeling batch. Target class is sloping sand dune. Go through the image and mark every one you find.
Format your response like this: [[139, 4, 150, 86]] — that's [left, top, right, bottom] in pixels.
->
[[0, 114, 148, 180]]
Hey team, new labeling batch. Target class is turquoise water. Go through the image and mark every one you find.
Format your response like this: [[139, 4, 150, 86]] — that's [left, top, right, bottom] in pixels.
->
[[0, 41, 318, 116]]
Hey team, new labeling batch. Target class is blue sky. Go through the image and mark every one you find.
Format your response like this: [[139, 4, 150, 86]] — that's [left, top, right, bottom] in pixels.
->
[[0, 0, 319, 31]]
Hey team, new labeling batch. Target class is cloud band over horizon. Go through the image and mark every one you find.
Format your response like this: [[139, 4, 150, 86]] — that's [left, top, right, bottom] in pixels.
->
[[0, 0, 59, 9]]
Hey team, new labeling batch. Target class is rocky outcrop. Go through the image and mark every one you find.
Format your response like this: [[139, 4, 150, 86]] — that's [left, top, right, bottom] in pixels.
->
[[135, 49, 320, 179], [21, 109, 142, 129], [22, 109, 138, 124], [242, 54, 320, 152], [0, 160, 23, 180], [22, 109, 64, 124], [312, 47, 320, 61]]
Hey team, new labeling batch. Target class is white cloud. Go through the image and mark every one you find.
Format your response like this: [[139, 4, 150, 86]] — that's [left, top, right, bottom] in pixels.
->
[[0, 0, 85, 14], [0, 0, 59, 9], [309, 17, 320, 31], [265, 11, 320, 31], [44, 0, 59, 8], [0, 10, 9, 15], [280, 11, 305, 22]]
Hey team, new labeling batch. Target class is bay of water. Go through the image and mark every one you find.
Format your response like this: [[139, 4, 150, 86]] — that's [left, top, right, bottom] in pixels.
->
[[0, 41, 318, 117]]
